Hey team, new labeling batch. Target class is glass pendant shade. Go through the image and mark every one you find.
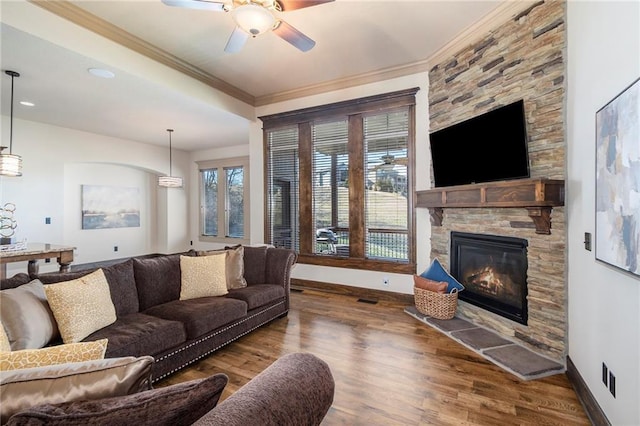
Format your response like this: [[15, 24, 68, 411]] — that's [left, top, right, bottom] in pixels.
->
[[158, 128, 183, 188], [0, 151, 22, 177], [158, 176, 183, 188], [1, 71, 23, 177], [232, 4, 276, 36]]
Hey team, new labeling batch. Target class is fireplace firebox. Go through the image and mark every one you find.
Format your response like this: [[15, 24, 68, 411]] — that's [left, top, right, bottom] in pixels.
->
[[450, 232, 528, 325]]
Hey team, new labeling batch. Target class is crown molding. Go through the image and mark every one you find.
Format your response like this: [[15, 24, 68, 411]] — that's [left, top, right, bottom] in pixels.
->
[[29, 0, 255, 106], [254, 60, 432, 106], [426, 0, 539, 68], [255, 0, 535, 106], [29, 0, 533, 108]]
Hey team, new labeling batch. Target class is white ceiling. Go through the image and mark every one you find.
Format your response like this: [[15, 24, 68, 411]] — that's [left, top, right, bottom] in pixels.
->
[[1, 0, 504, 152]]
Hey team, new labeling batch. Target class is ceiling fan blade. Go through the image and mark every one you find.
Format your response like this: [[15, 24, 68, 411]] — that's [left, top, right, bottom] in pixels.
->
[[161, 0, 225, 12], [273, 20, 315, 52], [224, 27, 249, 53], [277, 0, 334, 11]]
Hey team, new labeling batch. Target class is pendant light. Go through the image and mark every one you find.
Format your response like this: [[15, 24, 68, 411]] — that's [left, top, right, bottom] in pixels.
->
[[158, 129, 183, 188], [0, 71, 23, 177]]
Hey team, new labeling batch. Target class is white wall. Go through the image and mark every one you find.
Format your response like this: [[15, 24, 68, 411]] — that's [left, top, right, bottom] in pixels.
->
[[63, 163, 158, 263], [250, 73, 431, 295], [567, 2, 640, 424], [0, 118, 191, 275]]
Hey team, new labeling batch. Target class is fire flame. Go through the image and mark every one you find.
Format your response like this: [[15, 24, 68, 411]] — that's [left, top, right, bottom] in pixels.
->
[[468, 266, 505, 296]]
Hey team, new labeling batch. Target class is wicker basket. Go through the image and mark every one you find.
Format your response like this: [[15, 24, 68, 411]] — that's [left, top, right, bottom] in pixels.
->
[[414, 286, 458, 319]]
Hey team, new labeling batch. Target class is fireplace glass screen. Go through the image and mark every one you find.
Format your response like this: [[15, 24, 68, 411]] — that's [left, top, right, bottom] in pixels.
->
[[450, 232, 528, 325]]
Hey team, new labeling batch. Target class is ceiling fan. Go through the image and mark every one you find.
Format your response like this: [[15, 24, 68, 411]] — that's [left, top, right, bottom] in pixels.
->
[[368, 153, 408, 172], [161, 0, 333, 53]]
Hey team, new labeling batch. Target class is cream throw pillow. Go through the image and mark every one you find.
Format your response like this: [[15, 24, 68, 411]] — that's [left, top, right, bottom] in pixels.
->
[[197, 246, 247, 290], [180, 253, 228, 300], [44, 269, 117, 344], [0, 339, 107, 371], [0, 324, 10, 352]]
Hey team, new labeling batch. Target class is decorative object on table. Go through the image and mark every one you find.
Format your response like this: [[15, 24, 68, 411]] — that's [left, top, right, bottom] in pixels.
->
[[595, 77, 640, 277], [0, 202, 18, 245], [158, 129, 183, 188], [81, 185, 141, 229], [0, 71, 23, 177]]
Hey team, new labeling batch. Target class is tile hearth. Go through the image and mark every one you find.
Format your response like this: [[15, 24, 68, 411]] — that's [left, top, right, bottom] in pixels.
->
[[404, 306, 564, 381]]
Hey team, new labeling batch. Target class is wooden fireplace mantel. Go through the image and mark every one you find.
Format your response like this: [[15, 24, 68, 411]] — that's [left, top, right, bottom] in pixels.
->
[[415, 178, 565, 234]]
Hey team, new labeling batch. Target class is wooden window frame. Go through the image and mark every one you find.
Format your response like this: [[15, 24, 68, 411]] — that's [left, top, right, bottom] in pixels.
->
[[260, 88, 418, 274], [197, 156, 250, 245]]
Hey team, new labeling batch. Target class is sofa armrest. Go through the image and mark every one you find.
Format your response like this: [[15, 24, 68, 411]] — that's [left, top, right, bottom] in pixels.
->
[[194, 352, 334, 426], [264, 247, 297, 288]]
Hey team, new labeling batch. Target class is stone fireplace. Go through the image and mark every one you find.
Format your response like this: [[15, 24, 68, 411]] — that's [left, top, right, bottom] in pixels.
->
[[422, 0, 567, 362], [450, 231, 528, 325]]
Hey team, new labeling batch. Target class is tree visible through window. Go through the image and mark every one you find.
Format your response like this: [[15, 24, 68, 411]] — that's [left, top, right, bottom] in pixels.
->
[[261, 88, 417, 273], [198, 157, 250, 244], [225, 167, 244, 238]]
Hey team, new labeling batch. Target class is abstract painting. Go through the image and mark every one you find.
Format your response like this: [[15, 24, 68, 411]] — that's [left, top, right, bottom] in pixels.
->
[[595, 77, 640, 277], [81, 185, 141, 229]]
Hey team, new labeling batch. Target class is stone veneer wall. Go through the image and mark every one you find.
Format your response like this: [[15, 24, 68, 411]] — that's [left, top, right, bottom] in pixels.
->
[[427, 0, 566, 362]]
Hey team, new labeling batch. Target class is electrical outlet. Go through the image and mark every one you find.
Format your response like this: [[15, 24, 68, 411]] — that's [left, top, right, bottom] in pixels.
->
[[45, 217, 51, 224], [382, 277, 390, 286], [609, 372, 616, 398], [602, 363, 608, 386], [114, 246, 118, 252]]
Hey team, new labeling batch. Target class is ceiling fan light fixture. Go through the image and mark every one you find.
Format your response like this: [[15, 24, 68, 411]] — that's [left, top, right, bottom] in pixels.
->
[[232, 3, 276, 36]]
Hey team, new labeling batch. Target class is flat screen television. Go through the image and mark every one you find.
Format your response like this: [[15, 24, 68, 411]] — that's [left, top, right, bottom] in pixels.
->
[[429, 99, 530, 187]]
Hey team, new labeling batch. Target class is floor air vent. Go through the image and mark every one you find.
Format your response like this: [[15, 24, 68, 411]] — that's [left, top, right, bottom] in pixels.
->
[[357, 298, 378, 304]]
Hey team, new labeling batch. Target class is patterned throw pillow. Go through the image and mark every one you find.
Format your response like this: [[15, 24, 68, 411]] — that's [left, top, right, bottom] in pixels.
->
[[44, 269, 117, 343], [0, 339, 108, 371], [0, 279, 60, 350], [197, 246, 247, 289], [180, 253, 228, 300], [0, 324, 10, 352]]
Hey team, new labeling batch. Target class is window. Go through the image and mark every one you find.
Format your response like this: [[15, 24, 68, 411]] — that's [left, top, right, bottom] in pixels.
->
[[267, 127, 299, 251], [364, 110, 409, 261], [312, 119, 349, 255], [198, 157, 250, 244], [261, 88, 417, 273]]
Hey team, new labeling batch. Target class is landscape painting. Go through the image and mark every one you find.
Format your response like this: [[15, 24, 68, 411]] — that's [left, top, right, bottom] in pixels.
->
[[595, 77, 640, 277], [82, 185, 141, 230]]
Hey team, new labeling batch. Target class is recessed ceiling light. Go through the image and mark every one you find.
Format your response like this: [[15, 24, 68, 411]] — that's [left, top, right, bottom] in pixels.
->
[[88, 68, 115, 79], [19, 101, 35, 107]]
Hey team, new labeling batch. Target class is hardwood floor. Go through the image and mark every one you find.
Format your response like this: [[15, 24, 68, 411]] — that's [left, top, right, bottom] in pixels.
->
[[158, 289, 590, 425]]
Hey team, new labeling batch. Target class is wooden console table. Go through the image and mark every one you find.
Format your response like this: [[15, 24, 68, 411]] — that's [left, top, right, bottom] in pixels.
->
[[415, 178, 565, 234], [0, 243, 75, 280]]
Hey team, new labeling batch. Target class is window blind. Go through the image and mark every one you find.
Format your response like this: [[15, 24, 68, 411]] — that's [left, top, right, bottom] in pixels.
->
[[266, 126, 299, 251]]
